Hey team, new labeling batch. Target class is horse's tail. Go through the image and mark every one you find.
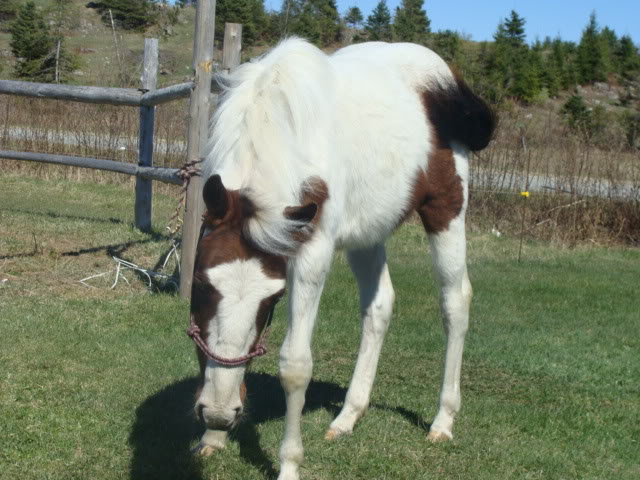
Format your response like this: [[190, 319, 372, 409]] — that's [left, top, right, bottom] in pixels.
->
[[423, 74, 496, 152]]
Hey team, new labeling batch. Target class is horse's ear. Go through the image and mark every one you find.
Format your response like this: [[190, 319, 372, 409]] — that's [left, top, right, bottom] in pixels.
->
[[284, 202, 318, 225], [203, 175, 229, 220]]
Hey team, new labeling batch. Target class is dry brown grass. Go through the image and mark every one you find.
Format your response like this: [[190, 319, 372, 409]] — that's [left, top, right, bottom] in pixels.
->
[[469, 104, 639, 246], [0, 94, 188, 197]]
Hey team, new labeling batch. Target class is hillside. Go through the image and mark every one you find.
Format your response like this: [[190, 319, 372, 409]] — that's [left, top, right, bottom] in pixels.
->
[[0, 1, 199, 87]]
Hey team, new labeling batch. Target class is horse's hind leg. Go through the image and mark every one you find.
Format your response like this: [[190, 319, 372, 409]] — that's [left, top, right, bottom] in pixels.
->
[[423, 213, 471, 441], [326, 243, 395, 440]]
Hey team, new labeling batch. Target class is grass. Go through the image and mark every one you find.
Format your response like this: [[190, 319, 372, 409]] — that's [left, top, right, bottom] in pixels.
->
[[1, 175, 639, 480]]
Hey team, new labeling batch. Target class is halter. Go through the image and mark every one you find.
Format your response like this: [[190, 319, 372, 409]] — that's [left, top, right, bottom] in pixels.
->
[[187, 213, 282, 366], [187, 298, 279, 367]]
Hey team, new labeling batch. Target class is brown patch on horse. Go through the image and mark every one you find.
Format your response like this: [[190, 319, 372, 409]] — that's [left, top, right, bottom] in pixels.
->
[[413, 147, 464, 234], [407, 74, 494, 234], [284, 176, 330, 244]]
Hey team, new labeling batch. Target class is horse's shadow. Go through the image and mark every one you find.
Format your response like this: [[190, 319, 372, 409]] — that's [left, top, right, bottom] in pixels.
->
[[128, 372, 430, 480]]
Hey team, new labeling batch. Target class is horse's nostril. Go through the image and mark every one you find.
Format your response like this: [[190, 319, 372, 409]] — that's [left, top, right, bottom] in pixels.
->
[[234, 407, 243, 417], [196, 404, 204, 421]]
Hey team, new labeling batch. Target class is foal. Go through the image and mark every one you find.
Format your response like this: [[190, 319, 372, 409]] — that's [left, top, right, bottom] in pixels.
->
[[189, 38, 495, 480]]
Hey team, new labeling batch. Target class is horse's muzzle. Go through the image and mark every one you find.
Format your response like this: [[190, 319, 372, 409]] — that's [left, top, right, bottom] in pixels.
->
[[196, 403, 243, 431]]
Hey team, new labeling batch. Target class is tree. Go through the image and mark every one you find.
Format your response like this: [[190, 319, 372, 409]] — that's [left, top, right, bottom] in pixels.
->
[[9, 2, 56, 81], [429, 29, 460, 63], [89, 0, 155, 31], [393, 0, 430, 44], [495, 10, 526, 48], [616, 35, 640, 79], [0, 0, 19, 23], [9, 1, 77, 83], [488, 10, 543, 102], [216, 0, 266, 46], [281, 0, 340, 46], [365, 0, 391, 42], [577, 12, 607, 84], [344, 6, 363, 28]]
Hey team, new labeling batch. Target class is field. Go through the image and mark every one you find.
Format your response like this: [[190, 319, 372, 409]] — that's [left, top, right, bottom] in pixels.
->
[[1, 174, 639, 479]]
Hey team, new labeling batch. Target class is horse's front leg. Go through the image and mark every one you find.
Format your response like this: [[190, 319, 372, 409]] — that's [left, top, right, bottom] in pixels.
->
[[278, 236, 334, 480]]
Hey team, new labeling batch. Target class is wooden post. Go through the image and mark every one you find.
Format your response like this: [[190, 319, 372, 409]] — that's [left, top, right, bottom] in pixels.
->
[[135, 38, 159, 232], [222, 23, 242, 73], [179, 1, 217, 299]]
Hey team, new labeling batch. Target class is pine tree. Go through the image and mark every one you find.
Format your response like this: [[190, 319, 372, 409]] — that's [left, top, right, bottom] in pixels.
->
[[9, 2, 56, 81], [365, 0, 391, 41], [393, 0, 430, 44], [494, 10, 526, 48], [90, 0, 154, 31], [0, 0, 19, 22], [429, 30, 460, 63], [577, 12, 607, 84], [489, 10, 546, 102], [616, 35, 640, 79], [344, 6, 363, 28], [281, 0, 340, 46], [216, 0, 266, 46]]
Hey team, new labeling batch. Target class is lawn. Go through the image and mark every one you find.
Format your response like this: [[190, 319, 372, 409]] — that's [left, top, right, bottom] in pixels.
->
[[1, 174, 639, 480]]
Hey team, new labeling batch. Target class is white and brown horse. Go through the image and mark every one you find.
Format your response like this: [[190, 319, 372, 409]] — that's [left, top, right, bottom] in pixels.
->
[[188, 38, 495, 480]]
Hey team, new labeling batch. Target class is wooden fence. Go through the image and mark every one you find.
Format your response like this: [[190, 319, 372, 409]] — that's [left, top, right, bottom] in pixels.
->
[[0, 2, 241, 300]]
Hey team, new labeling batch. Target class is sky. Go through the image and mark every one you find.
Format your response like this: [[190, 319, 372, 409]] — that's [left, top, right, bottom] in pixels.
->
[[259, 0, 640, 44]]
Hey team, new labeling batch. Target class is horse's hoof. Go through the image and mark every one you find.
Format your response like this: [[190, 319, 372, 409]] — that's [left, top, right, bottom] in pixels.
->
[[427, 430, 452, 442], [192, 442, 223, 456], [325, 428, 349, 441]]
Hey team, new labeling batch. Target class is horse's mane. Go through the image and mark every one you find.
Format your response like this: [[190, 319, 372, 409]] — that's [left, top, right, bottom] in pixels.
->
[[203, 38, 335, 256]]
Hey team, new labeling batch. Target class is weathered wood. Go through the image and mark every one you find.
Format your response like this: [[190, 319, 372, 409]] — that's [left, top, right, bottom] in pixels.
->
[[135, 38, 159, 233], [179, 0, 217, 299], [0, 150, 182, 185], [222, 23, 242, 73], [141, 82, 193, 106], [0, 79, 222, 107], [0, 80, 142, 106]]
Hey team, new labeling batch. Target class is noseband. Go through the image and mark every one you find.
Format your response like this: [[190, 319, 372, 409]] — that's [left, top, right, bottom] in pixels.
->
[[187, 298, 279, 367]]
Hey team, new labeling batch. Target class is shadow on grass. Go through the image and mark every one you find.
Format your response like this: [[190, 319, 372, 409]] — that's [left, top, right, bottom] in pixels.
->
[[129, 377, 204, 480], [0, 207, 125, 226], [129, 372, 429, 480]]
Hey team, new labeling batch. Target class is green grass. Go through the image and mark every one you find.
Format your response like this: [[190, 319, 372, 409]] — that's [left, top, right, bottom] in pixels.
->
[[1, 175, 639, 479]]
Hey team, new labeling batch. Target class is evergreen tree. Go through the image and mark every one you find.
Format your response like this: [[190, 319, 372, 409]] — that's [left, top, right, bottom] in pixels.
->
[[9, 2, 57, 81], [216, 0, 266, 46], [365, 0, 391, 41], [429, 30, 460, 63], [616, 35, 640, 79], [90, 0, 154, 31], [577, 12, 608, 83], [0, 0, 19, 22], [393, 0, 430, 44], [490, 10, 541, 102], [344, 6, 363, 28], [282, 0, 340, 46], [494, 10, 526, 48]]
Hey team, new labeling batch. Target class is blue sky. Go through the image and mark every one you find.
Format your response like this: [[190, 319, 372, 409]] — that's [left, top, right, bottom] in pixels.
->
[[176, 1, 640, 44]]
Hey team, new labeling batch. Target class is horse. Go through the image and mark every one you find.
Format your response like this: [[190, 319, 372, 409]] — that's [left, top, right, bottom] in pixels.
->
[[188, 38, 495, 480]]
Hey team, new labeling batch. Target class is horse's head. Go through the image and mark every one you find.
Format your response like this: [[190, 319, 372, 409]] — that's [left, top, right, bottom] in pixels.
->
[[191, 175, 319, 431]]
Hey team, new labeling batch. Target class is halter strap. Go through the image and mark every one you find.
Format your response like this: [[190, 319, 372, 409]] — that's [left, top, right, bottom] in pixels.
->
[[187, 299, 278, 367]]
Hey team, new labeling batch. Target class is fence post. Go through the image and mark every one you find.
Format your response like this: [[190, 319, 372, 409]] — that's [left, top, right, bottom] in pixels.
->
[[179, 1, 217, 299], [135, 38, 159, 232], [222, 23, 242, 73]]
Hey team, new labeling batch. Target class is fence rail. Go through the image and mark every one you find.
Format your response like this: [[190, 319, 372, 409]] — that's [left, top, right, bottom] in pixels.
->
[[0, 78, 223, 107], [0, 149, 182, 185]]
